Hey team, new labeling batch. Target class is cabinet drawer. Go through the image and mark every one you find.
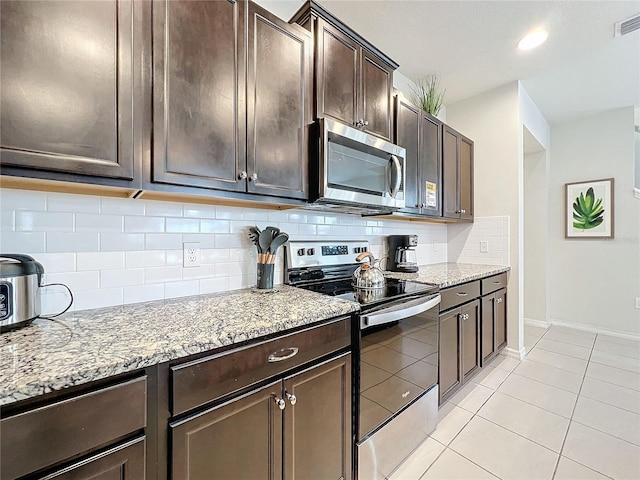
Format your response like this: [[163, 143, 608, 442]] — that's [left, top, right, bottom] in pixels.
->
[[481, 273, 508, 295], [171, 316, 351, 416], [440, 281, 480, 311], [0, 376, 147, 480]]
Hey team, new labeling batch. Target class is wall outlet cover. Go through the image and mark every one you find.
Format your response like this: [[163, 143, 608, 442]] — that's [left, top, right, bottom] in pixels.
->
[[183, 242, 201, 268], [480, 241, 489, 253], [636, 297, 640, 309]]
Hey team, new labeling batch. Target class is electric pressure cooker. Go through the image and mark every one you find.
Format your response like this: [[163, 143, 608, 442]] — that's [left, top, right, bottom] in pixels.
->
[[0, 254, 72, 331]]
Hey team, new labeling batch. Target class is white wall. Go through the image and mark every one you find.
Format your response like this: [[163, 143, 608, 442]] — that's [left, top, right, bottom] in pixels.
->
[[549, 107, 640, 335], [446, 82, 522, 354], [0, 188, 448, 312], [448, 216, 509, 266], [524, 149, 547, 324]]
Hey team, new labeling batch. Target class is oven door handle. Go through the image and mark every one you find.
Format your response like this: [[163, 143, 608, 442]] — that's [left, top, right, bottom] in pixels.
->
[[361, 294, 441, 328]]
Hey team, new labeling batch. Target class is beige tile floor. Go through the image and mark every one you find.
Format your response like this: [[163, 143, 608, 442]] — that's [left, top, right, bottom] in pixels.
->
[[388, 324, 640, 480]]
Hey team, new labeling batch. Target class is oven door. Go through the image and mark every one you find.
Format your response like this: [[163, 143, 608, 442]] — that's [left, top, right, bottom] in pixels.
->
[[319, 117, 406, 209], [358, 293, 440, 441]]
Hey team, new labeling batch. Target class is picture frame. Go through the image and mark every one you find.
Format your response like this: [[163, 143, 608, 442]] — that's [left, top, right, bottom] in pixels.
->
[[565, 178, 614, 239]]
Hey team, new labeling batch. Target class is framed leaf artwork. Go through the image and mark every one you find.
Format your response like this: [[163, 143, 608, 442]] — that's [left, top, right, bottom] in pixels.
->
[[565, 178, 614, 239]]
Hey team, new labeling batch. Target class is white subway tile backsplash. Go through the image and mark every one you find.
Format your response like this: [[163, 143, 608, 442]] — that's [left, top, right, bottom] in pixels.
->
[[165, 280, 200, 299], [0, 232, 46, 252], [215, 206, 243, 220], [145, 233, 183, 250], [47, 233, 99, 253], [145, 266, 182, 284], [183, 204, 216, 219], [1, 189, 47, 211], [100, 197, 145, 216], [182, 265, 215, 280], [77, 252, 125, 271], [214, 262, 243, 277], [125, 250, 166, 268], [16, 211, 74, 232], [145, 201, 183, 218], [201, 248, 230, 263], [125, 216, 165, 233], [1, 211, 14, 231], [200, 277, 229, 294], [214, 234, 244, 249], [316, 225, 332, 236], [45, 271, 100, 292], [165, 250, 183, 266], [100, 233, 145, 252], [166, 217, 199, 233], [48, 193, 100, 213], [76, 214, 123, 232], [123, 284, 164, 304], [73, 287, 123, 310], [41, 291, 75, 315], [200, 219, 230, 234], [34, 253, 76, 273], [100, 268, 144, 288]]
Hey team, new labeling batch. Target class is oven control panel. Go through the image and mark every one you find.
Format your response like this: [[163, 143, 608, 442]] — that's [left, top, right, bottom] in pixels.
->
[[285, 240, 369, 269]]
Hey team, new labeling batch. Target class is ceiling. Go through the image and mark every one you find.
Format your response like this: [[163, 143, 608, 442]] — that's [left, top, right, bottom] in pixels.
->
[[256, 0, 640, 125]]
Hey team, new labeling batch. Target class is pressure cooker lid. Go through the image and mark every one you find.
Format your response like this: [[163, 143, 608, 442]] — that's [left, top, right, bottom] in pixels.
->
[[0, 254, 44, 277]]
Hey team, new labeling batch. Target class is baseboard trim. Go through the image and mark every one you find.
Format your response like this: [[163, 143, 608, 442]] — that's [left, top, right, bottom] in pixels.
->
[[549, 318, 640, 341], [524, 317, 549, 328], [503, 346, 526, 361]]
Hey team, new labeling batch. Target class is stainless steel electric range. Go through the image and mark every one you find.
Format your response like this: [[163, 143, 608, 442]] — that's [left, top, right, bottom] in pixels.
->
[[285, 240, 441, 480]]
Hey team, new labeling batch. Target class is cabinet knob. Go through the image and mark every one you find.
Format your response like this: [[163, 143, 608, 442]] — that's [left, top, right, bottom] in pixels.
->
[[461, 209, 466, 214], [354, 119, 369, 128], [273, 396, 286, 410], [285, 392, 297, 405], [496, 298, 503, 304], [249, 173, 258, 182], [238, 171, 248, 180]]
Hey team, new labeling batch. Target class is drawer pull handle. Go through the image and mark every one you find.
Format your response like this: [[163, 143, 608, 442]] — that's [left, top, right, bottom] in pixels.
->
[[456, 292, 468, 297], [492, 281, 501, 284], [268, 347, 299, 363], [285, 392, 297, 405], [273, 396, 286, 410]]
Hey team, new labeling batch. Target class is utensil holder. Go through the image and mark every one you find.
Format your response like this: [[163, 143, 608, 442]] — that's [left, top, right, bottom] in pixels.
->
[[256, 263, 275, 290]]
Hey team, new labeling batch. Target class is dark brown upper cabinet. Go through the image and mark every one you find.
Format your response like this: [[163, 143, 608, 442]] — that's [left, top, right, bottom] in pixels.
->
[[443, 125, 474, 221], [152, 0, 311, 201], [291, 1, 398, 141], [395, 97, 443, 217], [0, 0, 145, 187]]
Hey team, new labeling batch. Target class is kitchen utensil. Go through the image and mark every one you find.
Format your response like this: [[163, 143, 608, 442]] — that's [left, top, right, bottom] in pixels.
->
[[258, 229, 273, 264], [267, 233, 289, 264], [248, 226, 261, 250], [352, 252, 385, 290], [0, 254, 73, 331]]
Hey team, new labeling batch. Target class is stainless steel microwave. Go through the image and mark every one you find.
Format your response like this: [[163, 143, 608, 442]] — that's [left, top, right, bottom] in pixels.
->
[[309, 118, 406, 213]]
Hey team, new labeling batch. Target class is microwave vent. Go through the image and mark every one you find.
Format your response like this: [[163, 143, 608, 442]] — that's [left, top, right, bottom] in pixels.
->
[[614, 13, 640, 37]]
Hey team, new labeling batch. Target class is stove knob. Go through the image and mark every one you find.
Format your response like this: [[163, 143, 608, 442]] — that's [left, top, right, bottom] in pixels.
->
[[297, 248, 305, 256], [306, 248, 315, 256]]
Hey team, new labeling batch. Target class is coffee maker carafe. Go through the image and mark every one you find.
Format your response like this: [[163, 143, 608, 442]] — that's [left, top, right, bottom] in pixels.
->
[[387, 235, 419, 273]]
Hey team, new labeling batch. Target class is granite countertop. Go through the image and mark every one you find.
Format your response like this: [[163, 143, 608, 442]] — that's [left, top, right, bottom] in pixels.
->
[[385, 262, 510, 288], [0, 285, 359, 406]]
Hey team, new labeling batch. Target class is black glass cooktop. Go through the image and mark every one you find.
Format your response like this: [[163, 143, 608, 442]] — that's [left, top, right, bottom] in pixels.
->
[[298, 278, 437, 309]]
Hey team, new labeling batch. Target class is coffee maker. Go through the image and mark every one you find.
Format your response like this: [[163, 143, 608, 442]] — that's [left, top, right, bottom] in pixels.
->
[[387, 235, 419, 273]]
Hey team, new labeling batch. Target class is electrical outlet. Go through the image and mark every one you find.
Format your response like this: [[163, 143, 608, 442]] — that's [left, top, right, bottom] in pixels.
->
[[480, 241, 489, 253], [183, 242, 201, 268], [636, 297, 640, 309]]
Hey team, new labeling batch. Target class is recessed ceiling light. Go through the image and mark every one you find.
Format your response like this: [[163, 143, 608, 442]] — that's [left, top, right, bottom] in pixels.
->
[[518, 30, 548, 50]]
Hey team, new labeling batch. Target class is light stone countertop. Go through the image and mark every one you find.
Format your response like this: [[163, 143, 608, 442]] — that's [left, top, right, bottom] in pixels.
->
[[385, 262, 510, 288], [0, 285, 359, 406]]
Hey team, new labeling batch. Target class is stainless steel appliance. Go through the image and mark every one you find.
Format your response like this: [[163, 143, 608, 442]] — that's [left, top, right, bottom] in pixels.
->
[[285, 241, 441, 480], [387, 235, 419, 273], [309, 118, 406, 213], [0, 254, 72, 331]]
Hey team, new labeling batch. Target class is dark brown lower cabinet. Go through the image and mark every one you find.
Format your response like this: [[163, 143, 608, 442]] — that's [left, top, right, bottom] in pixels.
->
[[171, 354, 351, 480], [40, 437, 146, 480], [481, 288, 507, 365], [439, 309, 461, 401], [461, 301, 480, 381]]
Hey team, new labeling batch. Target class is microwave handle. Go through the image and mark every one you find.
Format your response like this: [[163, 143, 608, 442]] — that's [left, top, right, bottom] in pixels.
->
[[388, 155, 402, 198]]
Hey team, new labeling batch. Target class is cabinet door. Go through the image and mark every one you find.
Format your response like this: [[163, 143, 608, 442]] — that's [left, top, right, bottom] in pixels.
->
[[442, 125, 459, 219], [395, 98, 421, 214], [0, 0, 137, 181], [481, 294, 496, 365], [495, 289, 507, 351], [316, 19, 359, 127], [171, 381, 283, 480], [461, 300, 480, 380], [361, 50, 393, 140], [283, 354, 351, 480], [459, 135, 474, 221], [420, 113, 443, 216], [40, 437, 145, 480], [152, 0, 245, 192], [247, 4, 311, 200], [439, 309, 461, 403]]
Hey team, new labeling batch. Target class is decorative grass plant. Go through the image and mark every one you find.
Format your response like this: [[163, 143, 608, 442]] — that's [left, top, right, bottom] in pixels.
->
[[411, 75, 446, 116]]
